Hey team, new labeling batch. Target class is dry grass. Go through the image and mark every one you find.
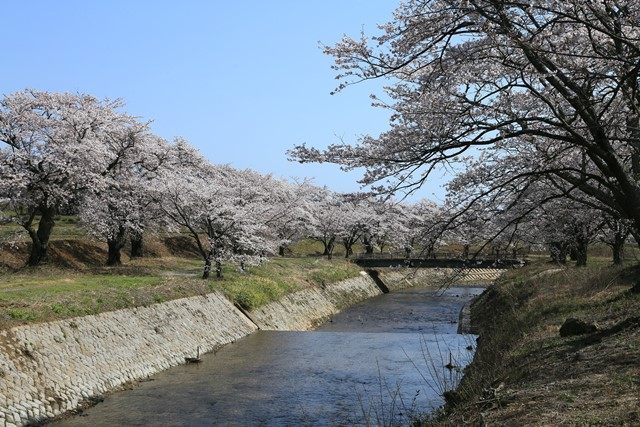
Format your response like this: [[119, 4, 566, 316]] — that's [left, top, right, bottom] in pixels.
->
[[429, 262, 640, 426]]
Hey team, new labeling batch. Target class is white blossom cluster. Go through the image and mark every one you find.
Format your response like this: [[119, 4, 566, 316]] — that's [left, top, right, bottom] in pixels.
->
[[0, 90, 448, 277], [289, 0, 640, 264]]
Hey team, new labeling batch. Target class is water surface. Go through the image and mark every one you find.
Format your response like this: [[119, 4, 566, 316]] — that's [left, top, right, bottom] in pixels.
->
[[58, 286, 483, 426]]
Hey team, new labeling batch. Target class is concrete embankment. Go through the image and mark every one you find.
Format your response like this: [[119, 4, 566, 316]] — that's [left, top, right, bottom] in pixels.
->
[[0, 273, 384, 426], [0, 292, 256, 427], [380, 268, 505, 291], [0, 267, 504, 426], [249, 273, 382, 330], [249, 269, 504, 331]]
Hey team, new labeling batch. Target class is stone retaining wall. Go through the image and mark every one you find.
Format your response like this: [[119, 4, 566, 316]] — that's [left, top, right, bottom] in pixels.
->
[[249, 272, 382, 330], [0, 273, 385, 426], [380, 268, 505, 291], [0, 292, 256, 426], [0, 267, 502, 426]]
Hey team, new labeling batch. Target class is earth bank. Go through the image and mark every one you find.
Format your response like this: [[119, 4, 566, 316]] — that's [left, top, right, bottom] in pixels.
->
[[430, 264, 640, 426]]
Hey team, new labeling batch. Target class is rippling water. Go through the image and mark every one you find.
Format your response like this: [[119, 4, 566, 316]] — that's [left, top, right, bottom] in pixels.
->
[[57, 286, 483, 426]]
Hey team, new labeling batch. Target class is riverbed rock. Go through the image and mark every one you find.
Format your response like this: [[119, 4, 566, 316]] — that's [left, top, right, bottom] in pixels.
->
[[559, 318, 597, 337]]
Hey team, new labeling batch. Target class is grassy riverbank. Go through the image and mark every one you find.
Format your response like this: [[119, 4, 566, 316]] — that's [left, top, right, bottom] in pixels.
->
[[0, 237, 361, 328], [431, 263, 640, 425]]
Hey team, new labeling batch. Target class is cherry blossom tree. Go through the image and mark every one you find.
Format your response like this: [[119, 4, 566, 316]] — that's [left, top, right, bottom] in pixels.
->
[[290, 1, 640, 239], [383, 203, 415, 257], [601, 217, 633, 265], [225, 168, 292, 269], [268, 179, 315, 257], [391, 200, 444, 259], [336, 197, 369, 258], [361, 198, 398, 254], [441, 209, 491, 260], [0, 90, 145, 266], [305, 187, 344, 259], [445, 162, 607, 266], [78, 134, 169, 265], [155, 142, 279, 278], [533, 201, 603, 266]]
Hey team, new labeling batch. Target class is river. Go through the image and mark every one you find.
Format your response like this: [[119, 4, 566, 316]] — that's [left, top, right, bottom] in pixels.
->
[[57, 285, 483, 426]]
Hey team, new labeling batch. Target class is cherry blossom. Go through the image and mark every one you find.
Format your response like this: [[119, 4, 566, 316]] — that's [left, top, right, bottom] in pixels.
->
[[0, 90, 147, 265], [290, 1, 640, 240]]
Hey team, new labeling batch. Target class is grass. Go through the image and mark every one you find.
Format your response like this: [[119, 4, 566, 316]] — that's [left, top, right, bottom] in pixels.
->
[[0, 214, 86, 240], [0, 218, 366, 327], [0, 270, 164, 324], [428, 261, 640, 426], [209, 257, 361, 310], [1, 216, 368, 256], [0, 218, 365, 327], [0, 251, 361, 328]]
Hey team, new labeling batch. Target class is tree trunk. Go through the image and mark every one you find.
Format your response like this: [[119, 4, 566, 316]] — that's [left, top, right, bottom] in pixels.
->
[[404, 246, 412, 259], [575, 236, 588, 267], [363, 236, 374, 254], [107, 239, 125, 266], [326, 237, 335, 260], [107, 241, 122, 266], [130, 233, 144, 258], [26, 206, 56, 267], [426, 239, 437, 258], [549, 242, 567, 264], [215, 259, 223, 278], [106, 226, 128, 266], [612, 236, 625, 265], [569, 247, 578, 261], [343, 239, 353, 258], [202, 252, 212, 279]]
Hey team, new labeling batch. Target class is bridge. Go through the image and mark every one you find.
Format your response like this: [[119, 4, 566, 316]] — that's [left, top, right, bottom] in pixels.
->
[[353, 251, 524, 269]]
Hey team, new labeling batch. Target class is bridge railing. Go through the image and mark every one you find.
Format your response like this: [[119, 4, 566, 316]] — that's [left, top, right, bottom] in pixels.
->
[[353, 251, 525, 267], [355, 251, 452, 259], [354, 251, 503, 260]]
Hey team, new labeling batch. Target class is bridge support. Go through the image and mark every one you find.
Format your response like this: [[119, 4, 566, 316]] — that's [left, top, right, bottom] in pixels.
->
[[365, 270, 389, 294]]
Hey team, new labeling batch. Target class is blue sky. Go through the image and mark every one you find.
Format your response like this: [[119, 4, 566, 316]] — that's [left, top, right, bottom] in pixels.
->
[[2, 1, 447, 200]]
